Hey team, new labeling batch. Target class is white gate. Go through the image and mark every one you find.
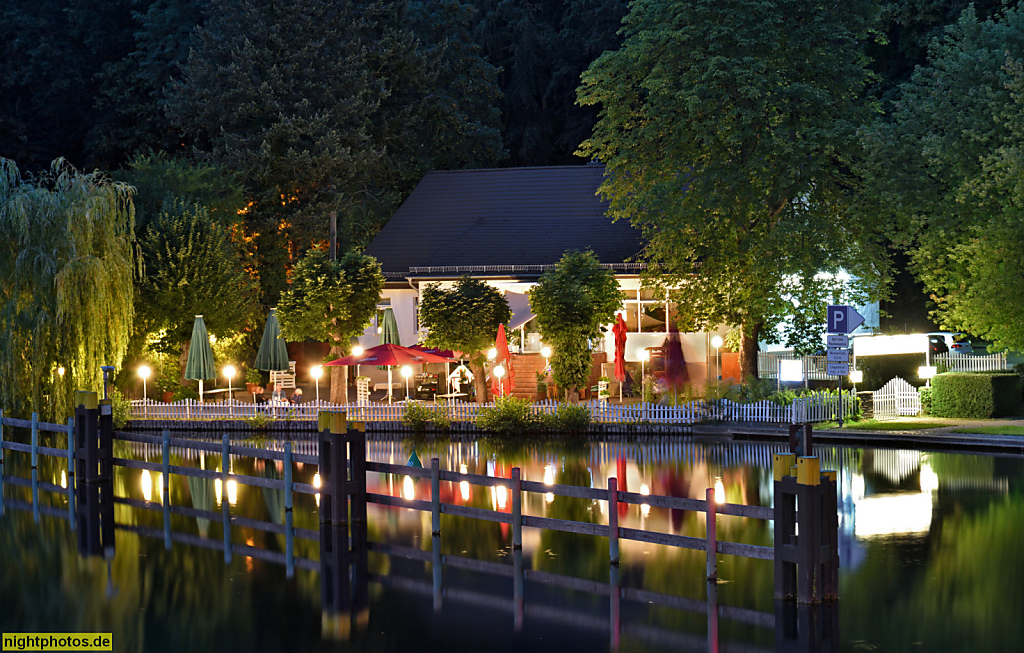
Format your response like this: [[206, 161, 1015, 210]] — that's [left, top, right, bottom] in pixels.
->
[[872, 377, 921, 420]]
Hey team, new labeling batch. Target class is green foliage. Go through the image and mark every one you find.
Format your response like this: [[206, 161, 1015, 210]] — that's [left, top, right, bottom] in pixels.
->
[[137, 198, 257, 364], [171, 385, 200, 402], [535, 370, 548, 394], [919, 386, 933, 415], [245, 368, 262, 385], [110, 388, 131, 429], [401, 402, 451, 432], [871, 6, 1024, 350], [538, 402, 591, 433], [0, 158, 137, 421], [165, 0, 504, 266], [243, 412, 274, 430], [577, 0, 889, 373], [931, 372, 1023, 418], [117, 152, 245, 234], [277, 249, 384, 347], [476, 395, 539, 434], [419, 276, 511, 359], [529, 251, 621, 396]]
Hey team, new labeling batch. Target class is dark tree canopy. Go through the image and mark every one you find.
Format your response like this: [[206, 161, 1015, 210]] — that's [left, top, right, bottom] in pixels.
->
[[577, 0, 890, 376]]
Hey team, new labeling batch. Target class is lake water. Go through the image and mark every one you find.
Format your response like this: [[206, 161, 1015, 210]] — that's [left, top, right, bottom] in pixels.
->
[[1, 432, 1023, 652]]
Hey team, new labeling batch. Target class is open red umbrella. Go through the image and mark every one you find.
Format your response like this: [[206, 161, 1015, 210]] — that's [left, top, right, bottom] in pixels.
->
[[325, 344, 449, 403], [490, 324, 516, 398], [613, 313, 628, 402], [407, 344, 457, 360]]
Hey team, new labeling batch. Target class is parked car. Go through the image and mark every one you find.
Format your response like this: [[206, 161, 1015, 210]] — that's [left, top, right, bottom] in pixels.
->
[[926, 332, 973, 355]]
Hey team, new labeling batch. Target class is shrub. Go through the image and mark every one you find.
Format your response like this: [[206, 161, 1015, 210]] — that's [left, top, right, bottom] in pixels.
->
[[172, 385, 200, 401], [476, 396, 539, 434], [931, 372, 1023, 418], [540, 403, 591, 432], [402, 402, 451, 432], [244, 413, 274, 429], [919, 387, 933, 415], [110, 389, 132, 429]]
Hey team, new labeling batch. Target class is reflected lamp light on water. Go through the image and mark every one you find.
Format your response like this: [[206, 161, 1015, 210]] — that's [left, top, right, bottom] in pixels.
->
[[714, 478, 726, 504], [495, 485, 508, 511], [459, 464, 469, 501], [141, 470, 153, 502], [403, 476, 415, 501], [543, 464, 555, 486]]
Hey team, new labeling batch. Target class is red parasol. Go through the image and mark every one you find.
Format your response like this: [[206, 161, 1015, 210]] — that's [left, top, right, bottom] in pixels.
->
[[323, 343, 449, 367], [407, 344, 458, 361], [663, 326, 688, 390], [490, 324, 516, 397], [613, 313, 628, 383]]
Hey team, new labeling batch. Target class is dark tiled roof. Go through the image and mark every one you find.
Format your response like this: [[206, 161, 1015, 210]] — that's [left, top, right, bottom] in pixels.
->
[[364, 164, 644, 277]]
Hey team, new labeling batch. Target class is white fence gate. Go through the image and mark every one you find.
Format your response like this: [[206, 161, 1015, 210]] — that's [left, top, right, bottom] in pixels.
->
[[872, 377, 921, 420]]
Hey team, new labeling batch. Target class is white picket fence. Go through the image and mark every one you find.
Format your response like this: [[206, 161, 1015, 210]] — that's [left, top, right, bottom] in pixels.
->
[[933, 352, 1009, 372], [130, 391, 855, 426]]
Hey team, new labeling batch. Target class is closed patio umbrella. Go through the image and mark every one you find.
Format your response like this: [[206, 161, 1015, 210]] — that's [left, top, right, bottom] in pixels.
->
[[185, 315, 216, 402], [254, 308, 290, 371]]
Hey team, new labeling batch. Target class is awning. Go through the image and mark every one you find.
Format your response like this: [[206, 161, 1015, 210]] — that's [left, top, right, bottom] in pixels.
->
[[506, 291, 535, 330]]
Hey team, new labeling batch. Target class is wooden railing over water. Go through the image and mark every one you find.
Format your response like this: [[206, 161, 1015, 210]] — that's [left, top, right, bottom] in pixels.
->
[[2, 400, 840, 627]]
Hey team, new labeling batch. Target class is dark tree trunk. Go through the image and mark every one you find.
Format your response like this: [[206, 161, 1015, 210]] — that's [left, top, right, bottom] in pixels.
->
[[329, 342, 346, 404], [471, 361, 488, 403], [179, 341, 191, 384], [739, 322, 762, 381]]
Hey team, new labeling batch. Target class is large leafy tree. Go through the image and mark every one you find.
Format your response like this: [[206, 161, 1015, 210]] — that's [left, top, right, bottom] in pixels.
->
[[869, 6, 1024, 350], [137, 198, 257, 380], [166, 0, 503, 304], [419, 276, 511, 403], [529, 251, 621, 402], [577, 0, 889, 377], [276, 249, 384, 403], [0, 158, 137, 420]]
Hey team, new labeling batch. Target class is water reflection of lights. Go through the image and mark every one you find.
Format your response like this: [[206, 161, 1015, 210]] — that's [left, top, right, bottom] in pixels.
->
[[156, 472, 164, 503], [314, 471, 322, 507], [545, 492, 554, 503], [403, 476, 415, 501], [714, 478, 726, 504], [215, 478, 239, 506], [460, 464, 470, 502], [640, 503, 651, 518], [492, 485, 508, 510], [639, 483, 650, 496], [543, 465, 555, 486], [851, 471, 934, 538], [920, 461, 939, 493], [142, 470, 153, 502], [60, 470, 67, 489]]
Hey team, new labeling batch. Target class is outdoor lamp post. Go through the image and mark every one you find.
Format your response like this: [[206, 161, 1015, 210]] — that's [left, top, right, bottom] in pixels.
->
[[401, 365, 413, 401], [138, 365, 152, 417], [495, 365, 506, 397], [711, 335, 724, 381], [487, 347, 497, 361], [311, 365, 323, 403], [223, 365, 236, 417], [352, 345, 364, 377]]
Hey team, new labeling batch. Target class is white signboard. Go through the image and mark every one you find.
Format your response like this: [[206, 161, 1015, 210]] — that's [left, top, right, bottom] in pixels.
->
[[853, 334, 929, 357], [827, 334, 849, 348], [827, 349, 850, 363], [779, 359, 804, 382], [827, 362, 850, 376]]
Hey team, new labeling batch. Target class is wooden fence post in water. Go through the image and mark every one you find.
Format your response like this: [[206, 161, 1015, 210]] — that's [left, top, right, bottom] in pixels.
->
[[608, 477, 619, 565], [773, 453, 797, 600], [706, 487, 717, 581], [349, 421, 367, 524], [511, 467, 521, 550], [222, 434, 232, 564], [162, 430, 171, 550], [285, 442, 294, 579], [431, 458, 440, 536], [30, 412, 38, 469]]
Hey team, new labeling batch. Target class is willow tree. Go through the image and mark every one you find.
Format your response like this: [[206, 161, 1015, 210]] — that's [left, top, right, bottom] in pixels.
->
[[276, 249, 383, 403], [0, 158, 137, 420]]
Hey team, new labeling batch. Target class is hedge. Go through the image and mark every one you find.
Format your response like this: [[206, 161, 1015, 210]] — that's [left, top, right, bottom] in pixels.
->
[[930, 372, 1022, 418]]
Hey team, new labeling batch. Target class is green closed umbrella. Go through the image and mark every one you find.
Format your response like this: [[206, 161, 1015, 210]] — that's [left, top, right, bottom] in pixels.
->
[[254, 308, 290, 371], [185, 315, 216, 402], [378, 307, 400, 373]]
